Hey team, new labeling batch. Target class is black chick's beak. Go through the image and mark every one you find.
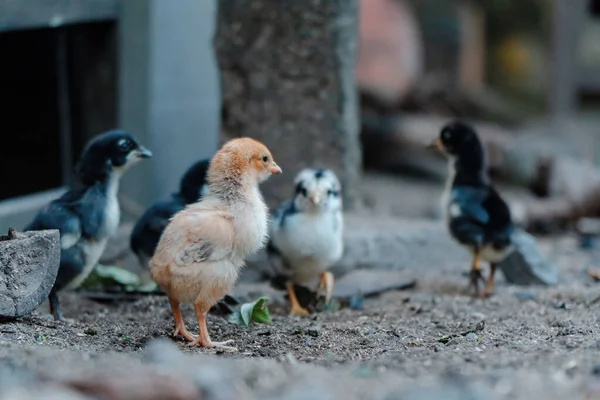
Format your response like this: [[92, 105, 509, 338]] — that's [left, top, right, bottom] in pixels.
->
[[137, 146, 153, 159], [426, 138, 443, 152]]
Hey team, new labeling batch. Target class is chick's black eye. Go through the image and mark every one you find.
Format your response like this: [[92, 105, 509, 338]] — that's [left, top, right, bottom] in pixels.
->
[[327, 189, 338, 197], [117, 139, 130, 151], [295, 182, 307, 197], [262, 155, 269, 163]]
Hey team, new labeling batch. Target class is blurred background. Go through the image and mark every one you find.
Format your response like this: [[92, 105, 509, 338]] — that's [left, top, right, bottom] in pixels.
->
[[1, 0, 600, 236]]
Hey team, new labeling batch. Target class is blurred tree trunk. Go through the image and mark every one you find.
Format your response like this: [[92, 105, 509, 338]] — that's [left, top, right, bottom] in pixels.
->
[[214, 0, 362, 210]]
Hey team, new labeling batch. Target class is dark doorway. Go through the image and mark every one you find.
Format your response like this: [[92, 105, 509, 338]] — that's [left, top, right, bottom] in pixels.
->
[[0, 22, 116, 201]]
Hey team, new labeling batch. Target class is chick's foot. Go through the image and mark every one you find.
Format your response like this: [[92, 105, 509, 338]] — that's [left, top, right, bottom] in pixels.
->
[[172, 324, 197, 342], [289, 304, 310, 316], [169, 297, 196, 342], [468, 268, 485, 296], [480, 263, 497, 298], [188, 337, 236, 350], [316, 271, 334, 304], [192, 303, 237, 351], [466, 252, 485, 297], [286, 282, 310, 316]]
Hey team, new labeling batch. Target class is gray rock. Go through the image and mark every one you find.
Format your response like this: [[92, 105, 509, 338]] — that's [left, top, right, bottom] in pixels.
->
[[215, 0, 362, 210], [334, 216, 469, 275], [0, 229, 60, 318], [243, 216, 470, 283], [496, 228, 559, 286], [332, 269, 416, 299], [246, 216, 558, 291]]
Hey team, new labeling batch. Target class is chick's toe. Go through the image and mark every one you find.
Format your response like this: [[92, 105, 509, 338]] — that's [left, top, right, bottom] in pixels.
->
[[286, 282, 310, 316], [316, 271, 334, 304], [169, 298, 197, 342]]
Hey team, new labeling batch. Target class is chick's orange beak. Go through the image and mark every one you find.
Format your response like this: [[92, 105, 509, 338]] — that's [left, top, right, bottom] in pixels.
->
[[269, 163, 282, 174], [309, 194, 322, 205], [427, 138, 444, 152]]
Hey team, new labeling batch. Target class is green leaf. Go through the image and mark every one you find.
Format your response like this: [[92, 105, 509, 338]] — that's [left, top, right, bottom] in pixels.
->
[[239, 302, 253, 326], [93, 264, 141, 286], [228, 312, 243, 325], [228, 296, 272, 326]]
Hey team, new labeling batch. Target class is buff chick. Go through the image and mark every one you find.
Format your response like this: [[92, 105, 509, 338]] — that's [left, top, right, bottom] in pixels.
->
[[150, 138, 281, 350]]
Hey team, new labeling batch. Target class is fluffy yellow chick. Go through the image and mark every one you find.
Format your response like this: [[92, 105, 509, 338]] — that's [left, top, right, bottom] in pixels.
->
[[150, 138, 281, 350]]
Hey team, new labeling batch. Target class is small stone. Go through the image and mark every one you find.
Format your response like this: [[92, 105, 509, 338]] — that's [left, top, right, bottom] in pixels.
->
[[348, 295, 364, 310], [465, 333, 477, 341], [514, 291, 536, 301], [554, 302, 569, 310], [84, 328, 97, 336], [306, 326, 321, 337]]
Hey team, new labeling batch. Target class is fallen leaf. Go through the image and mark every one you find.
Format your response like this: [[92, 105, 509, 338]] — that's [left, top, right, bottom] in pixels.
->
[[95, 265, 141, 286], [228, 296, 272, 326]]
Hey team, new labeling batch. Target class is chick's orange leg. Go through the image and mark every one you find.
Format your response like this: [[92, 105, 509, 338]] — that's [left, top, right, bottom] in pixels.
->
[[188, 302, 237, 350], [481, 263, 497, 298], [316, 271, 334, 304], [168, 297, 196, 342], [468, 252, 484, 296], [286, 282, 309, 316]]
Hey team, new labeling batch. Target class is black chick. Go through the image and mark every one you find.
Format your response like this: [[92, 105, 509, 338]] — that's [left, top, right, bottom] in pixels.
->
[[428, 121, 514, 297], [25, 130, 152, 320], [130, 159, 210, 270], [129, 158, 239, 313]]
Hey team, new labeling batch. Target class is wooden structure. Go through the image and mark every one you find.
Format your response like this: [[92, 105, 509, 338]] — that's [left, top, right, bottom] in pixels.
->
[[0, 0, 220, 233]]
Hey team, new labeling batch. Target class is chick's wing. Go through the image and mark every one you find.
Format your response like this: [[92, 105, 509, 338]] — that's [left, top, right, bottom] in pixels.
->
[[152, 209, 235, 269], [25, 200, 82, 250]]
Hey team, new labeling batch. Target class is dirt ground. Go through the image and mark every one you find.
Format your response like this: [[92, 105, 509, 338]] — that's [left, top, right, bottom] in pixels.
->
[[2, 175, 600, 399], [1, 233, 600, 398]]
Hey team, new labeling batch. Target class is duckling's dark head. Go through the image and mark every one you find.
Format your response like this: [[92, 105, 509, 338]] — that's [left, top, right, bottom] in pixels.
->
[[429, 121, 485, 167]]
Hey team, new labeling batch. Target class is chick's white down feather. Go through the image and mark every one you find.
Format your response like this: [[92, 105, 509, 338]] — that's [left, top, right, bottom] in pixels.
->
[[270, 168, 344, 286]]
